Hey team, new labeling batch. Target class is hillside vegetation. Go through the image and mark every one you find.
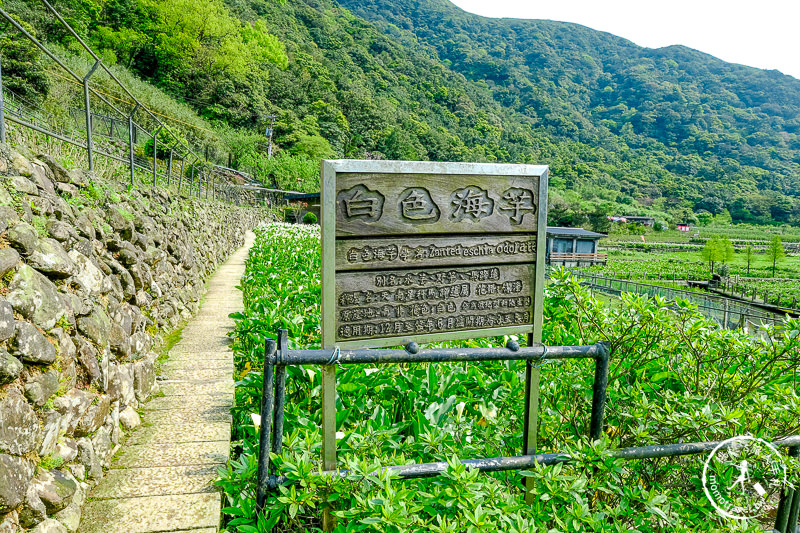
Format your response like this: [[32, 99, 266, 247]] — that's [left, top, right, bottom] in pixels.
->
[[3, 0, 800, 225], [341, 0, 800, 225]]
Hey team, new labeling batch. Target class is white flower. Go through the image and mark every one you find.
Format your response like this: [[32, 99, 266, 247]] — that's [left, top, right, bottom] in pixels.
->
[[251, 413, 261, 429], [335, 431, 345, 439]]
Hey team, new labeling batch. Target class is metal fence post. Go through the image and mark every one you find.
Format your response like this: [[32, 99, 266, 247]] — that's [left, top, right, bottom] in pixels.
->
[[178, 157, 185, 195], [256, 338, 277, 511], [321, 361, 337, 531], [83, 60, 101, 171], [151, 125, 161, 186], [189, 163, 195, 197], [0, 56, 6, 144], [128, 104, 139, 186], [590, 342, 610, 440], [167, 143, 177, 187], [776, 446, 800, 532], [273, 330, 288, 455], [722, 299, 729, 330], [521, 331, 540, 506]]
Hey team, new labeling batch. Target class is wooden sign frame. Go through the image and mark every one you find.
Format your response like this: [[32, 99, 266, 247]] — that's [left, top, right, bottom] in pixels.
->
[[321, 159, 549, 350]]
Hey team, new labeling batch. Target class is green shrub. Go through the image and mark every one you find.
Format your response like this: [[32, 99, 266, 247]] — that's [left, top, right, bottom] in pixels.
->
[[302, 211, 317, 224], [240, 152, 320, 193], [144, 128, 187, 160]]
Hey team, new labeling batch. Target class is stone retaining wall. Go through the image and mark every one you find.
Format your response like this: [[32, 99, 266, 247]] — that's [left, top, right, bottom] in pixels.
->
[[0, 144, 264, 533]]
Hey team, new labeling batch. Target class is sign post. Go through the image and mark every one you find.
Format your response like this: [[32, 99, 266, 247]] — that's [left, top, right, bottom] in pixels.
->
[[320, 160, 548, 516]]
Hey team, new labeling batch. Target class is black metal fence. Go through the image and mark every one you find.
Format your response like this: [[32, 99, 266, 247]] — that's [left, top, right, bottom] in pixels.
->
[[254, 329, 800, 532], [573, 272, 791, 330]]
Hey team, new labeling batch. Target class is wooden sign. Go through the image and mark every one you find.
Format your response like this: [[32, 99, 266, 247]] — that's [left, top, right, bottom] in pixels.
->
[[321, 160, 549, 349]]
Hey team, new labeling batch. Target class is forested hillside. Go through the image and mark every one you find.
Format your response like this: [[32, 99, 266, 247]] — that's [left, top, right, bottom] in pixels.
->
[[340, 0, 800, 225], [3, 0, 800, 225]]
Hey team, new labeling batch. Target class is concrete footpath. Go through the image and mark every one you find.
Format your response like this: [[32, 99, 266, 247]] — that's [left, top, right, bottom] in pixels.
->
[[78, 231, 255, 533]]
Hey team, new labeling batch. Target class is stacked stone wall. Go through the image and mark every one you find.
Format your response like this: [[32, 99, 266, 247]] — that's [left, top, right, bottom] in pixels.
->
[[0, 144, 264, 532]]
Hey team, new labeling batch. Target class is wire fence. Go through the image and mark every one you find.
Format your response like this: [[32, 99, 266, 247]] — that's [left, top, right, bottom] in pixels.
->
[[570, 272, 791, 332], [718, 277, 800, 311], [0, 0, 269, 204]]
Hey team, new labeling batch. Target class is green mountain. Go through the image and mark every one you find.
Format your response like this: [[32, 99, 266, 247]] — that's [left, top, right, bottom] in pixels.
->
[[4, 0, 800, 225], [338, 0, 800, 225]]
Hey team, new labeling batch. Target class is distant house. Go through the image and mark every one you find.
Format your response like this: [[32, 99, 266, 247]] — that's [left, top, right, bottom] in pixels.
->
[[546, 227, 607, 266], [677, 223, 691, 232], [284, 192, 320, 223], [609, 215, 655, 227], [626, 216, 655, 227]]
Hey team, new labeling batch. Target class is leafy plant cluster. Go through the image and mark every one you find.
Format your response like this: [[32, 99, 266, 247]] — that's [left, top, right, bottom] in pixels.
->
[[219, 223, 800, 533], [579, 256, 712, 281]]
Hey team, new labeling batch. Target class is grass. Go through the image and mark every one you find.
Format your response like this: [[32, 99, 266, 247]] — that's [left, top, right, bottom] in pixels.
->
[[155, 326, 184, 367]]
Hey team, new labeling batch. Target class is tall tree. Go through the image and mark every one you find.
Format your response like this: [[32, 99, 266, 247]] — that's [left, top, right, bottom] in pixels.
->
[[766, 235, 786, 278], [744, 244, 754, 276], [0, 16, 50, 103], [700, 237, 734, 277]]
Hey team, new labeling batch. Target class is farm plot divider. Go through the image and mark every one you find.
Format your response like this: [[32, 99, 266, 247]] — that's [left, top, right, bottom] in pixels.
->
[[254, 328, 800, 533], [576, 272, 790, 329]]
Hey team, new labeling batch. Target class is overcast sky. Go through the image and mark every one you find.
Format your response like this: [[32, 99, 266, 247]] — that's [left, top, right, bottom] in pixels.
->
[[449, 0, 800, 80]]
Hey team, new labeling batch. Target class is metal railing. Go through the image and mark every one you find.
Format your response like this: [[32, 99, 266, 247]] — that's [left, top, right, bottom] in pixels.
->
[[573, 272, 790, 329], [255, 330, 610, 518], [0, 0, 259, 204], [254, 329, 800, 532]]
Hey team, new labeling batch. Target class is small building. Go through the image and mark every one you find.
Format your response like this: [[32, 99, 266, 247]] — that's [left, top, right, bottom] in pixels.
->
[[546, 227, 607, 267], [677, 223, 691, 232], [621, 216, 655, 227], [284, 192, 320, 223]]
